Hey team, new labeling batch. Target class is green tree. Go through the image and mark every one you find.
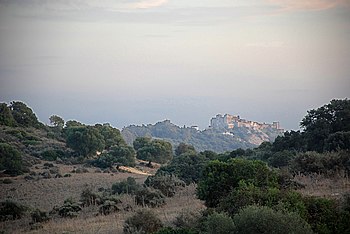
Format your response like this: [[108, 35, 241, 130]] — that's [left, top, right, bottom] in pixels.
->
[[49, 115, 64, 128], [124, 209, 163, 234], [157, 152, 209, 184], [0, 103, 16, 126], [204, 212, 235, 234], [175, 143, 196, 156], [232, 205, 313, 234], [10, 101, 40, 128], [65, 126, 105, 156], [133, 137, 152, 151], [301, 99, 350, 152], [135, 138, 173, 164], [94, 123, 126, 149], [0, 143, 23, 176], [197, 159, 278, 207], [105, 145, 136, 167]]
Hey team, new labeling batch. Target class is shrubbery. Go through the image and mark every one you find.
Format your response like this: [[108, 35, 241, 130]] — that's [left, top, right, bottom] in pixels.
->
[[144, 174, 185, 197], [135, 187, 166, 208], [123, 209, 163, 234], [197, 158, 278, 207], [0, 200, 27, 221], [112, 177, 142, 195], [233, 206, 313, 234], [0, 143, 24, 176]]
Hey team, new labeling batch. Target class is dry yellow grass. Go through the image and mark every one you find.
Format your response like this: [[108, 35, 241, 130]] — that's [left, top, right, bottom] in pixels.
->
[[0, 161, 204, 234], [294, 173, 350, 198]]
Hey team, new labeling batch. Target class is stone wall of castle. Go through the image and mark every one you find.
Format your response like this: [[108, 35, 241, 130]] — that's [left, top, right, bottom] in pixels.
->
[[210, 114, 283, 131]]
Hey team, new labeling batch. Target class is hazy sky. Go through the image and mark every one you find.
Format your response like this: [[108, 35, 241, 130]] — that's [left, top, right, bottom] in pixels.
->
[[0, 0, 349, 130]]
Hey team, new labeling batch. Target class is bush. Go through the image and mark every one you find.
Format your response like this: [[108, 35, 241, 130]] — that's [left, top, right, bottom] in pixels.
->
[[232, 206, 313, 234], [123, 209, 163, 234], [173, 210, 201, 230], [218, 181, 280, 217], [157, 152, 209, 184], [80, 188, 101, 206], [2, 178, 13, 184], [204, 212, 235, 234], [155, 227, 196, 234], [41, 149, 67, 161], [197, 159, 278, 207], [304, 197, 340, 234], [0, 200, 27, 221], [53, 199, 82, 218], [135, 187, 166, 208], [31, 209, 49, 223], [112, 177, 142, 195], [144, 174, 185, 197], [99, 199, 121, 215], [0, 143, 23, 176]]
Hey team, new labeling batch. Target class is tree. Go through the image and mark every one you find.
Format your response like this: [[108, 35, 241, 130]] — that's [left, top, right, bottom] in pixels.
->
[[135, 138, 173, 164], [0, 143, 23, 176], [106, 145, 136, 166], [9, 101, 40, 128], [94, 123, 126, 149], [157, 152, 208, 184], [324, 131, 350, 151], [65, 126, 105, 156], [0, 103, 16, 126], [233, 206, 313, 234], [133, 137, 152, 151], [124, 209, 163, 234], [175, 143, 196, 156], [49, 115, 64, 128], [301, 99, 350, 152], [197, 159, 278, 207]]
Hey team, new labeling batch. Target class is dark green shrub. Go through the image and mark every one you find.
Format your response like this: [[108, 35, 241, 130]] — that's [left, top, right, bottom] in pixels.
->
[[0, 200, 27, 221], [204, 212, 235, 234], [80, 188, 101, 206], [144, 174, 185, 197], [155, 227, 196, 234], [99, 200, 121, 215], [0, 143, 23, 176], [2, 178, 13, 184], [218, 181, 280, 216], [233, 206, 313, 234], [41, 149, 67, 161], [197, 159, 278, 207], [54, 199, 82, 218], [135, 187, 165, 208], [31, 209, 49, 223], [173, 210, 201, 230], [157, 152, 209, 184], [112, 177, 142, 195], [304, 197, 339, 234], [123, 209, 163, 234]]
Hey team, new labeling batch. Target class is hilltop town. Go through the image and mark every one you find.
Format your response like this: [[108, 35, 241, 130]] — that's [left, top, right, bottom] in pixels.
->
[[209, 114, 284, 132]]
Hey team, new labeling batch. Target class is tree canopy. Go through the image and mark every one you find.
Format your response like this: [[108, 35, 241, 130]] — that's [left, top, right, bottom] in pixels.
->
[[134, 137, 173, 164]]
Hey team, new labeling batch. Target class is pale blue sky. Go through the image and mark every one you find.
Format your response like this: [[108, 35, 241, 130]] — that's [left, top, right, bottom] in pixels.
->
[[0, 0, 349, 130]]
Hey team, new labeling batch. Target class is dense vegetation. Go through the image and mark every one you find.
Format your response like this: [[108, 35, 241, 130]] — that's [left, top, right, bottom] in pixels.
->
[[1, 99, 349, 233], [0, 101, 174, 175]]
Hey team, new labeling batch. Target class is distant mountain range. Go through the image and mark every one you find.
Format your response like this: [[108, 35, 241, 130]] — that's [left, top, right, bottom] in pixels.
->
[[122, 114, 284, 153]]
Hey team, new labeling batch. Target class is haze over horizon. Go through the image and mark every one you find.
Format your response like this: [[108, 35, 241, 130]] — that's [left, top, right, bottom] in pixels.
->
[[1, 0, 349, 130]]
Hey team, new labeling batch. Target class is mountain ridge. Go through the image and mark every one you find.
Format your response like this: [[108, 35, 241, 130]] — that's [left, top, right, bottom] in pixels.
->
[[122, 114, 284, 152]]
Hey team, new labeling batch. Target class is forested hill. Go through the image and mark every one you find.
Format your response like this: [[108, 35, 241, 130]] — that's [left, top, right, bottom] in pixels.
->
[[122, 119, 282, 153]]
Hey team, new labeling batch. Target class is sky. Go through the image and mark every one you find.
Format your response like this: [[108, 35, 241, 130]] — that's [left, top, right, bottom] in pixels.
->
[[0, 0, 349, 130]]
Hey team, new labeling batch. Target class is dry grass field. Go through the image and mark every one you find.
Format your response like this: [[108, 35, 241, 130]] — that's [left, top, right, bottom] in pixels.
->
[[0, 161, 204, 234], [1, 159, 350, 234]]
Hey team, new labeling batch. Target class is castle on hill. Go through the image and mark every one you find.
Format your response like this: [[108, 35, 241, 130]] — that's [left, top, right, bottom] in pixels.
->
[[210, 114, 283, 132]]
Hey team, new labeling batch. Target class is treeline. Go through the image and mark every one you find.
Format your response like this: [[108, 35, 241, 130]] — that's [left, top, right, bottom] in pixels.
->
[[0, 101, 174, 176]]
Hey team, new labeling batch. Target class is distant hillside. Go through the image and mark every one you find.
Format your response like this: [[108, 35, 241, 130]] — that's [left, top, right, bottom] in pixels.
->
[[122, 116, 284, 152]]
